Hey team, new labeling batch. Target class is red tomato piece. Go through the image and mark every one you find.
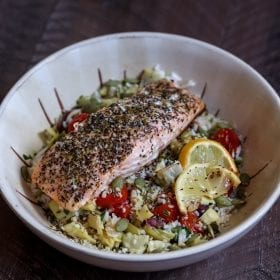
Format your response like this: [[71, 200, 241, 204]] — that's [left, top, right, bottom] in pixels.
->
[[67, 112, 90, 132], [153, 203, 180, 223], [113, 203, 132, 219], [96, 187, 129, 209], [211, 128, 241, 155], [179, 212, 201, 233]]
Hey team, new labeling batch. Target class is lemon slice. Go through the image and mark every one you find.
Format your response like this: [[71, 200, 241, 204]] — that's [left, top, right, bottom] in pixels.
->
[[179, 139, 238, 173], [174, 163, 241, 214]]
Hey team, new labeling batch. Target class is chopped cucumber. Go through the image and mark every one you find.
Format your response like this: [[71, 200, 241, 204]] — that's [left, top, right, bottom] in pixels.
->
[[214, 196, 232, 207], [200, 208, 219, 225], [105, 80, 122, 87], [187, 234, 207, 246], [122, 232, 149, 254], [99, 230, 122, 249], [88, 214, 104, 235], [136, 205, 153, 222], [48, 200, 73, 221], [144, 225, 175, 241], [76, 95, 101, 113], [63, 222, 95, 243], [156, 162, 183, 188], [126, 223, 144, 235], [147, 240, 170, 253], [39, 127, 60, 147], [81, 202, 96, 212]]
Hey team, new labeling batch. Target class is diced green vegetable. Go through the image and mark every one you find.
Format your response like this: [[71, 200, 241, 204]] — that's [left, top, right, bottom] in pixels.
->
[[63, 222, 95, 243], [140, 67, 165, 84], [48, 200, 66, 220], [88, 214, 104, 235], [115, 218, 129, 232], [180, 131, 192, 143], [200, 208, 219, 225], [48, 200, 74, 221], [144, 225, 175, 241], [105, 80, 122, 87], [99, 86, 108, 97], [21, 166, 31, 183], [126, 223, 144, 235], [76, 95, 101, 113], [197, 127, 209, 137], [39, 127, 60, 147], [111, 176, 124, 190], [81, 202, 96, 212], [101, 98, 119, 107], [123, 84, 139, 96], [156, 162, 183, 188], [124, 78, 139, 84], [169, 139, 183, 156], [186, 234, 207, 246], [134, 178, 147, 190], [100, 210, 106, 221], [171, 226, 190, 243], [136, 205, 153, 222], [214, 196, 232, 207], [122, 232, 149, 254], [240, 173, 251, 186], [147, 240, 170, 253], [22, 154, 33, 160], [209, 222, 220, 237], [99, 230, 122, 249]]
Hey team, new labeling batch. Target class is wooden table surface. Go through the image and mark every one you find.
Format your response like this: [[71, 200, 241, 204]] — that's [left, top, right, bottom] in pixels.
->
[[0, 1, 279, 279]]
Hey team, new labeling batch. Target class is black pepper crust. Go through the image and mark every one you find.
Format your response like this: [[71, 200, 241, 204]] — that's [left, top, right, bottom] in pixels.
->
[[32, 80, 204, 210]]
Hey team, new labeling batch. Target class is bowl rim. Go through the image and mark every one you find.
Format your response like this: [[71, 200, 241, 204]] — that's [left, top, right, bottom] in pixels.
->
[[0, 31, 280, 262]]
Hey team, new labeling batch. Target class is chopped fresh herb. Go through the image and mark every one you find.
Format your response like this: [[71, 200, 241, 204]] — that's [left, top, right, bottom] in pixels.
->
[[172, 226, 190, 243], [100, 211, 106, 221], [22, 154, 33, 160]]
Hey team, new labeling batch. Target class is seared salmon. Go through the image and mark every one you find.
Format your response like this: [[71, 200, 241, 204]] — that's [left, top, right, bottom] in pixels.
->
[[31, 80, 204, 211]]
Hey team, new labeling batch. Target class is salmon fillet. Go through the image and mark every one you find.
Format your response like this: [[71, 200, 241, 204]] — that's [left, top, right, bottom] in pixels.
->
[[31, 80, 204, 211]]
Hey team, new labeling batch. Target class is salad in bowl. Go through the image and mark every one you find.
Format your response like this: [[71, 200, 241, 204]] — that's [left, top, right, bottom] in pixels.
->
[[19, 66, 252, 254]]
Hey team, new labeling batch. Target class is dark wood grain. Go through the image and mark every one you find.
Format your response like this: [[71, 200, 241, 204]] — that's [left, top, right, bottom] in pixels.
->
[[0, 0, 279, 279]]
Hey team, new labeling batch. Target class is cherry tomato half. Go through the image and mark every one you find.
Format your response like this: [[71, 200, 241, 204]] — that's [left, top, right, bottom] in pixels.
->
[[180, 212, 202, 233], [112, 202, 132, 219], [153, 203, 180, 223], [96, 187, 129, 209], [211, 128, 241, 155], [67, 112, 90, 132]]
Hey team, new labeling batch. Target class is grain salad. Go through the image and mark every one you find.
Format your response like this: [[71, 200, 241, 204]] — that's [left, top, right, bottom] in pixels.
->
[[20, 66, 250, 254]]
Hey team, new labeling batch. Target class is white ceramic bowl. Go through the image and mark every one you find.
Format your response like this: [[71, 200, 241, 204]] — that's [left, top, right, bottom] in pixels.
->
[[0, 32, 279, 272]]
